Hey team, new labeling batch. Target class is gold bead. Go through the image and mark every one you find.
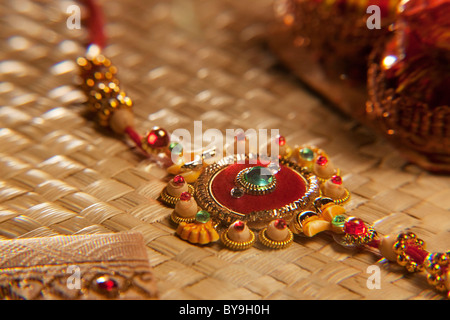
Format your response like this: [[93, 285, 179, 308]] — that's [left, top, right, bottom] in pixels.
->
[[435, 283, 446, 292], [427, 274, 441, 286], [393, 241, 406, 255], [77, 57, 88, 67], [397, 254, 409, 267], [415, 238, 425, 248], [415, 263, 425, 273], [407, 261, 421, 273], [406, 231, 416, 239], [426, 263, 441, 275], [86, 78, 95, 87], [397, 232, 411, 241], [433, 253, 448, 266]]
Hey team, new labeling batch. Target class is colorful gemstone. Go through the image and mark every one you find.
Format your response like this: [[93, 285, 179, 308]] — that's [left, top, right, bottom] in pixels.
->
[[195, 210, 210, 223], [316, 156, 328, 166], [331, 175, 343, 185], [299, 148, 314, 161], [233, 221, 245, 232], [274, 218, 287, 230], [180, 192, 191, 201], [244, 166, 274, 187], [168, 142, 183, 156], [331, 214, 346, 230], [230, 187, 244, 198], [95, 276, 118, 292], [173, 175, 185, 186], [344, 218, 367, 235], [146, 127, 170, 148]]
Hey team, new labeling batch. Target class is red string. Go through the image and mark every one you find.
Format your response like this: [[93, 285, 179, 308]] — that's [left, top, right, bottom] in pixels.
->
[[81, 0, 106, 48], [80, 1, 151, 155], [125, 126, 143, 148], [405, 245, 429, 265]]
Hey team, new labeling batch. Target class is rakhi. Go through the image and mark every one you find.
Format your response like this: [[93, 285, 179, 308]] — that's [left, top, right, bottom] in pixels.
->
[[73, 0, 449, 298]]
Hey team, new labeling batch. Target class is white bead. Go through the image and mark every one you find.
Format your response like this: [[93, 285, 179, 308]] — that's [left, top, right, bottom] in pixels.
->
[[109, 108, 134, 134], [166, 180, 189, 197], [322, 179, 346, 199], [227, 222, 252, 242], [313, 160, 335, 179], [174, 197, 197, 218], [266, 220, 289, 241]]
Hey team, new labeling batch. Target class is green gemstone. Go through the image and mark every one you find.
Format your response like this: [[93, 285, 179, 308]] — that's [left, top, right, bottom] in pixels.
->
[[244, 166, 274, 187], [331, 214, 346, 229], [195, 210, 210, 223], [299, 148, 314, 161], [168, 142, 183, 155]]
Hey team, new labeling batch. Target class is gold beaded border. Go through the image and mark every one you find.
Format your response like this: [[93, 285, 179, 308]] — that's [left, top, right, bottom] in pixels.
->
[[170, 211, 197, 225], [220, 229, 256, 251], [234, 167, 277, 195], [258, 228, 294, 249], [160, 184, 195, 207]]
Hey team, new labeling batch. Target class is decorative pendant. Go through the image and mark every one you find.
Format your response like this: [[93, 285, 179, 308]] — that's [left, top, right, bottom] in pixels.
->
[[160, 139, 350, 250]]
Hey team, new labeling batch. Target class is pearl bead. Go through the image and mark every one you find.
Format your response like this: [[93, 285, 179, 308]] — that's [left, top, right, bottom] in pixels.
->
[[322, 179, 346, 199], [166, 179, 189, 197], [227, 221, 252, 242], [313, 158, 335, 179], [174, 197, 198, 218], [266, 219, 289, 241]]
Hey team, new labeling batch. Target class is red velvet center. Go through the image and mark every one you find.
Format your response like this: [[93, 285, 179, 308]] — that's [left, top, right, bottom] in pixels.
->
[[210, 163, 307, 214]]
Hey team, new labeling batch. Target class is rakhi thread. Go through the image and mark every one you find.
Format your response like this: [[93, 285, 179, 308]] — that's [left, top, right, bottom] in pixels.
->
[[74, 0, 450, 299]]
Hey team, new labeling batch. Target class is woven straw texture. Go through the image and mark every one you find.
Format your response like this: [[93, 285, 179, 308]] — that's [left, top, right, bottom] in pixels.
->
[[1, 0, 449, 300]]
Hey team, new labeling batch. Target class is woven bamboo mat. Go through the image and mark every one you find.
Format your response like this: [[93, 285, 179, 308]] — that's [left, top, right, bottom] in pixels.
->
[[1, 0, 449, 300]]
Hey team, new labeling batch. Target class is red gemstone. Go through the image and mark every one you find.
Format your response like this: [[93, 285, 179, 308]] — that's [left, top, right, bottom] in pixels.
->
[[233, 221, 245, 232], [344, 218, 367, 235], [277, 135, 286, 147], [180, 192, 191, 201], [331, 175, 342, 185], [316, 156, 328, 166], [274, 218, 287, 230], [96, 276, 118, 292], [146, 127, 170, 148], [173, 175, 185, 186]]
